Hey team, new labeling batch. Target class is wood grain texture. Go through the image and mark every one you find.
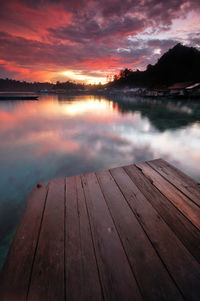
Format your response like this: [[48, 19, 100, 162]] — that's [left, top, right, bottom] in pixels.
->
[[122, 163, 200, 263], [97, 169, 183, 301], [148, 159, 200, 207], [0, 186, 48, 301], [65, 176, 103, 301], [27, 178, 65, 301], [1, 159, 200, 301], [136, 162, 200, 231], [113, 165, 200, 301], [81, 172, 143, 301]]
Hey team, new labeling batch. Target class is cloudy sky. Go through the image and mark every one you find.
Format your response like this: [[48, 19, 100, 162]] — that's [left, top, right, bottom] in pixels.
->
[[0, 0, 199, 83]]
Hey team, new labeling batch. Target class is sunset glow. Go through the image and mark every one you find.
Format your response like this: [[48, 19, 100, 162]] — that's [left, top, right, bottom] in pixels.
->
[[0, 0, 200, 83], [60, 71, 107, 84]]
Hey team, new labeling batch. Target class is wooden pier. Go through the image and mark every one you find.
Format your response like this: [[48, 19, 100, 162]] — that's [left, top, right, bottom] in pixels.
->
[[0, 92, 38, 100], [0, 159, 200, 301]]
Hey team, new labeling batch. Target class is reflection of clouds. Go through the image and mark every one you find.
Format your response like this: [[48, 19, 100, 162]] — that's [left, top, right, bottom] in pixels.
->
[[0, 95, 200, 183], [121, 120, 200, 180], [166, 104, 193, 114], [1, 94, 200, 270], [34, 133, 79, 156], [62, 98, 112, 116]]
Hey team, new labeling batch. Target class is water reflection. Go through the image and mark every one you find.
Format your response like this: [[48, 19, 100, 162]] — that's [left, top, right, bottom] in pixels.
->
[[0, 94, 200, 270]]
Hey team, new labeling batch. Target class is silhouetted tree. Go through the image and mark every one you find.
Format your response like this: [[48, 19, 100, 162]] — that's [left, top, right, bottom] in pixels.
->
[[108, 43, 200, 88]]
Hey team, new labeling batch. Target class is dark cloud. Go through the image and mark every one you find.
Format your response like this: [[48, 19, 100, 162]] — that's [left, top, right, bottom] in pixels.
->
[[0, 0, 199, 81], [48, 16, 145, 43], [0, 64, 16, 78], [147, 39, 178, 48], [0, 31, 114, 66]]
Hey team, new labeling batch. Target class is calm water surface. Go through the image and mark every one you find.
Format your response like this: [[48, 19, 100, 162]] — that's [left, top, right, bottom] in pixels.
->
[[0, 94, 200, 269]]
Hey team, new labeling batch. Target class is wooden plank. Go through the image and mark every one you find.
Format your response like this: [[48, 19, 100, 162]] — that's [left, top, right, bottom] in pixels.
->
[[148, 159, 200, 207], [27, 178, 65, 301], [122, 164, 200, 263], [81, 172, 143, 301], [96, 169, 183, 301], [65, 176, 103, 301], [111, 166, 200, 301], [0, 186, 48, 301], [136, 162, 200, 231]]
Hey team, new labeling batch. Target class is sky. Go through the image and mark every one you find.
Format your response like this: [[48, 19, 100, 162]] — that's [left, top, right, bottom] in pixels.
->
[[0, 0, 200, 84]]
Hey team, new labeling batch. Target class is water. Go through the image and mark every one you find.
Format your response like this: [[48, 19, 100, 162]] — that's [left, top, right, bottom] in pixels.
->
[[0, 94, 200, 270]]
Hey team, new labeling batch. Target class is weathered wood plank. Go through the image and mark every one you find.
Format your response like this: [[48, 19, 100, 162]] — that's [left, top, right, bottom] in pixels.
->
[[1, 159, 200, 301], [27, 178, 65, 301], [112, 166, 200, 301], [122, 164, 200, 263], [81, 172, 143, 301], [136, 162, 200, 231], [0, 186, 48, 301], [97, 169, 183, 301], [65, 176, 103, 301], [148, 159, 200, 207]]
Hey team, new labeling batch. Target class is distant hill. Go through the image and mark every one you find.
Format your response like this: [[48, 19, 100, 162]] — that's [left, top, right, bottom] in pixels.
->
[[109, 43, 200, 88], [0, 78, 85, 92], [1, 44, 200, 91], [0, 78, 53, 91]]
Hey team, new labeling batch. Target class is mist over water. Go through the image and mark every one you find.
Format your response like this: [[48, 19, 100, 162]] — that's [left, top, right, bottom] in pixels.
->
[[0, 94, 200, 270]]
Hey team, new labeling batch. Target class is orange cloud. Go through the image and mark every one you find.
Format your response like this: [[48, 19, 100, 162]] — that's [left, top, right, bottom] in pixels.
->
[[0, 0, 200, 83]]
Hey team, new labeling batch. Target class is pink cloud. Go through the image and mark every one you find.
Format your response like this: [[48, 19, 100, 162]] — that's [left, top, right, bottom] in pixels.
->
[[0, 0, 199, 82]]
